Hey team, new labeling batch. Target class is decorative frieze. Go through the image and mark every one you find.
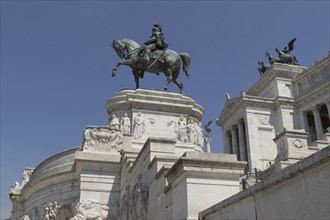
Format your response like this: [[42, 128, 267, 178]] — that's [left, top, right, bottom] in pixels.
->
[[167, 116, 203, 146]]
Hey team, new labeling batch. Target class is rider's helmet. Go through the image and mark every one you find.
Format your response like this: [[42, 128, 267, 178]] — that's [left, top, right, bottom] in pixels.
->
[[153, 23, 162, 32], [152, 26, 161, 32]]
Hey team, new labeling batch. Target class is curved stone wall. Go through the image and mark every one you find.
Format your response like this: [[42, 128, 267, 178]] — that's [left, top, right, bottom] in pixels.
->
[[10, 147, 80, 219]]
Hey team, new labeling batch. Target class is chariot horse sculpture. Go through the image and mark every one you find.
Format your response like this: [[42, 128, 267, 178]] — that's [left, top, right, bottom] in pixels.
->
[[275, 37, 299, 65], [111, 38, 191, 94]]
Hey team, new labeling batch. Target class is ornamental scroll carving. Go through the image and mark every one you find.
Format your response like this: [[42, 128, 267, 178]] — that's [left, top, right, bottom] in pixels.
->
[[82, 126, 123, 153]]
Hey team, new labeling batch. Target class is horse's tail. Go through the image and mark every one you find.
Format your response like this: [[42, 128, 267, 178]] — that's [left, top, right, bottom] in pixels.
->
[[179, 53, 191, 78]]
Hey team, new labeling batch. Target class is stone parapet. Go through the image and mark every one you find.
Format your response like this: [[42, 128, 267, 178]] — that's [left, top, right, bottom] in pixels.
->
[[199, 146, 330, 220]]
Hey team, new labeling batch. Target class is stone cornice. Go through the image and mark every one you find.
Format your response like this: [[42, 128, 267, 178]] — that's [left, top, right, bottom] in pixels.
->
[[106, 89, 204, 121], [31, 147, 79, 179], [274, 96, 295, 109], [293, 53, 329, 83], [217, 96, 242, 126], [273, 128, 309, 142], [165, 152, 246, 185], [217, 95, 274, 126], [247, 63, 306, 96], [296, 82, 330, 108], [129, 137, 176, 173]]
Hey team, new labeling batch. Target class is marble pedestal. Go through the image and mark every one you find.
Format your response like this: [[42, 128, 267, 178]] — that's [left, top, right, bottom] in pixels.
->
[[10, 89, 247, 220]]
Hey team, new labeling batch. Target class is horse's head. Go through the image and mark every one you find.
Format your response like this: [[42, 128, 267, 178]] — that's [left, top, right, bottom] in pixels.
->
[[275, 48, 281, 55], [112, 40, 126, 59]]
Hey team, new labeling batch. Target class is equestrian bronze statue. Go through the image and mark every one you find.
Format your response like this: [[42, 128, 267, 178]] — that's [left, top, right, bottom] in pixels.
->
[[111, 24, 190, 94]]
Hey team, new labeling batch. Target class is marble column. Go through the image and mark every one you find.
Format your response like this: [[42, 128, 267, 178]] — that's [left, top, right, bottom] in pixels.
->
[[312, 106, 324, 140], [326, 102, 330, 124], [224, 131, 231, 154], [231, 125, 239, 159], [238, 119, 247, 161], [302, 111, 311, 143]]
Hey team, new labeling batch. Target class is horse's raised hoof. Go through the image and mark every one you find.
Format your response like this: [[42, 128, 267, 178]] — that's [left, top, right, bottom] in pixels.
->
[[112, 70, 116, 77]]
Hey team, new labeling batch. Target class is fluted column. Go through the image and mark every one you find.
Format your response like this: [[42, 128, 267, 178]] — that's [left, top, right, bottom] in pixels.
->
[[238, 119, 247, 161], [312, 106, 324, 140], [231, 125, 239, 159]]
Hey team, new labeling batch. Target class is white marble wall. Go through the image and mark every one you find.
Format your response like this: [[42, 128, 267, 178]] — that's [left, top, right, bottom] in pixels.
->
[[199, 146, 330, 220]]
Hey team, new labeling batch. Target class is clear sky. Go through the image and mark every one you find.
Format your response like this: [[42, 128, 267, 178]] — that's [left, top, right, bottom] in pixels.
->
[[1, 1, 329, 219]]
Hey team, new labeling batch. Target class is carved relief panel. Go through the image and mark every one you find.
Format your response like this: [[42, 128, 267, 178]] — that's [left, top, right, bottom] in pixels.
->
[[82, 126, 123, 153]]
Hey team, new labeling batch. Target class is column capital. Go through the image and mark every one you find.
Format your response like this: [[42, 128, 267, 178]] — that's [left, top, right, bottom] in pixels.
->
[[232, 124, 238, 130], [239, 118, 245, 124], [312, 104, 322, 111]]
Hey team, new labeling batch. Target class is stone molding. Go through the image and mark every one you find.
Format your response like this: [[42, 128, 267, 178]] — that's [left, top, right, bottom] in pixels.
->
[[165, 152, 247, 186], [217, 95, 274, 126], [273, 128, 311, 162], [247, 63, 306, 96], [274, 96, 295, 110], [105, 89, 204, 121], [295, 82, 330, 108], [23, 147, 78, 189], [293, 53, 329, 83]]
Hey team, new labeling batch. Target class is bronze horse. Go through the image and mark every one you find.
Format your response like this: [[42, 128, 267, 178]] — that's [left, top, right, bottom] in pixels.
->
[[275, 48, 299, 65], [265, 51, 283, 64], [111, 38, 191, 94]]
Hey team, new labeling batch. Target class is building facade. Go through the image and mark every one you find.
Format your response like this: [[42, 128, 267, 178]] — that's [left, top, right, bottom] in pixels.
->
[[9, 54, 330, 220], [217, 54, 330, 171], [9, 89, 246, 220], [201, 53, 330, 219]]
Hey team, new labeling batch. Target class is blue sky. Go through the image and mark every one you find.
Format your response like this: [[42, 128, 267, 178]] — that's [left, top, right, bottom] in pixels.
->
[[1, 1, 329, 219]]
